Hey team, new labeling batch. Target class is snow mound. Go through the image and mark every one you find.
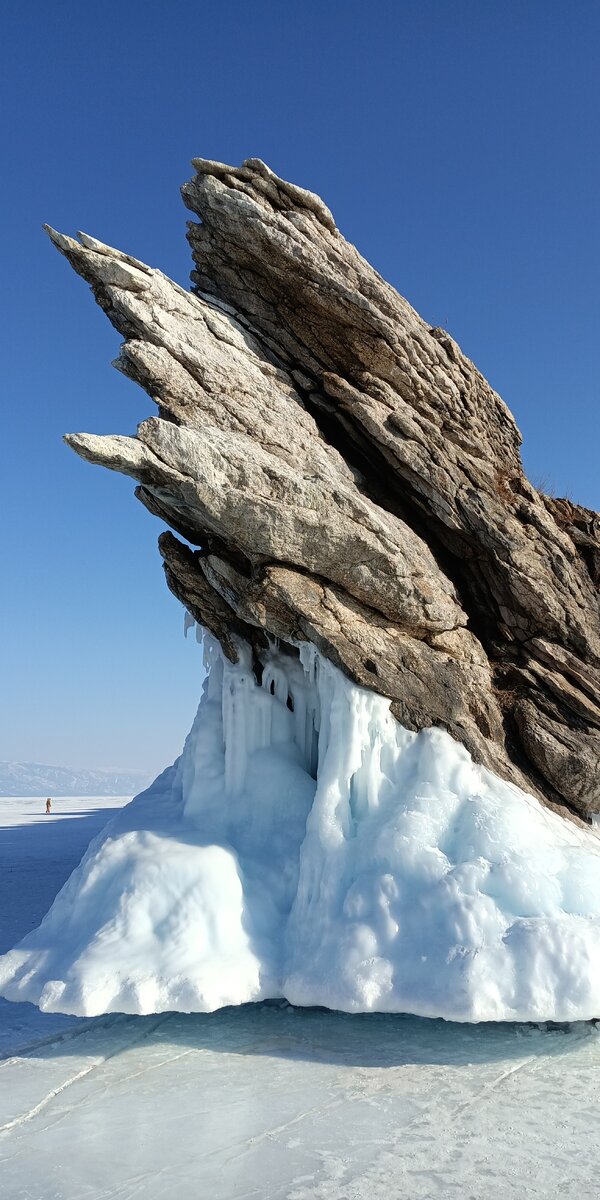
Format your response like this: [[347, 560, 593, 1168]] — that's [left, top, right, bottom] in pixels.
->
[[2, 635, 600, 1022]]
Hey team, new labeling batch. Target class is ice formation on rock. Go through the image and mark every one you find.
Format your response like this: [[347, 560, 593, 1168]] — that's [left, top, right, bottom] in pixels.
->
[[3, 634, 600, 1023]]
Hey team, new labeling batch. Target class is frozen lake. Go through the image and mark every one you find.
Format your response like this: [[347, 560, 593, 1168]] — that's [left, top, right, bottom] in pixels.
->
[[2, 796, 600, 1199]]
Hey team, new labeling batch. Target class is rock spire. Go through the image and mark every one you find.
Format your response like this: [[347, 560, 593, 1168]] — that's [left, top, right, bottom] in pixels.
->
[[48, 157, 600, 820]]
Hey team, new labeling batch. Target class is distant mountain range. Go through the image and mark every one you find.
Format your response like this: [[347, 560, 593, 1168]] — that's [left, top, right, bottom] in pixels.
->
[[0, 762, 154, 797]]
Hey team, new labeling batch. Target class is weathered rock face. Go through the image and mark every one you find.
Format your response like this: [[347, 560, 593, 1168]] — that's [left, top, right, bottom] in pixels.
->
[[49, 157, 600, 821]]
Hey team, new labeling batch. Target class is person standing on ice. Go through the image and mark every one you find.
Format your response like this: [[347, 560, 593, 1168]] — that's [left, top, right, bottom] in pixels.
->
[[45, 798, 51, 814]]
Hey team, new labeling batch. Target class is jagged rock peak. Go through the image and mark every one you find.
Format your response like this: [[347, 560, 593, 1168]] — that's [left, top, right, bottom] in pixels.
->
[[49, 157, 600, 822]]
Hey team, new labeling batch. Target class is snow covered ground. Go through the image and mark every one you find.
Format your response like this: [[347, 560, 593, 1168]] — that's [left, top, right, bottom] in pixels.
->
[[3, 796, 600, 1198]]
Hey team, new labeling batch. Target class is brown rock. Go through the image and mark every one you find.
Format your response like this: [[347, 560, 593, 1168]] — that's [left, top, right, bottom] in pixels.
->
[[47, 158, 600, 820]]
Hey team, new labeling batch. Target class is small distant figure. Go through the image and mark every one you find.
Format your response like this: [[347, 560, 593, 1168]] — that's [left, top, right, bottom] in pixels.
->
[[45, 797, 52, 815]]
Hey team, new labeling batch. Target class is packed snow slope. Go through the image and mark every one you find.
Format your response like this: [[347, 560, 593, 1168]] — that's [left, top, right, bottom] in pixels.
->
[[2, 635, 600, 1023]]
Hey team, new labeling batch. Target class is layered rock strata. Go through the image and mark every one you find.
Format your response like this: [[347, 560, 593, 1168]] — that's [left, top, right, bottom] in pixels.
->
[[48, 157, 600, 820]]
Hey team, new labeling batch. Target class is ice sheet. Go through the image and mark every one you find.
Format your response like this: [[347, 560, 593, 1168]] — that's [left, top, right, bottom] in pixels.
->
[[2, 795, 600, 1199], [2, 638, 600, 1022]]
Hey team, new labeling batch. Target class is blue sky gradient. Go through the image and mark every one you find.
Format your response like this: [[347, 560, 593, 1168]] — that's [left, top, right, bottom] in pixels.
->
[[1, 1, 598, 772]]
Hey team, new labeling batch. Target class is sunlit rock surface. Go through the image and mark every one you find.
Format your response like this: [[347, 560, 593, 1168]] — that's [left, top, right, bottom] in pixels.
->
[[44, 158, 599, 821]]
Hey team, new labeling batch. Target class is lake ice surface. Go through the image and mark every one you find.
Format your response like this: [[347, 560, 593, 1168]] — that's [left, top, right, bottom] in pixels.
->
[[2, 796, 600, 1198]]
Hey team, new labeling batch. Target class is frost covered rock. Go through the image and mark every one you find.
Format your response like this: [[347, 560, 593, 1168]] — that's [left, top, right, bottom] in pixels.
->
[[3, 640, 600, 1023], [45, 157, 599, 821]]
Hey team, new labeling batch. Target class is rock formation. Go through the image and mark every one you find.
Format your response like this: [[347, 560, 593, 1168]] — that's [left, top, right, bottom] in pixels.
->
[[48, 157, 600, 822]]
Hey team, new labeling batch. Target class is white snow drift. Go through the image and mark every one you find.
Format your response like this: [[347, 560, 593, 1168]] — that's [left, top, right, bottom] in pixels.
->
[[2, 634, 600, 1022]]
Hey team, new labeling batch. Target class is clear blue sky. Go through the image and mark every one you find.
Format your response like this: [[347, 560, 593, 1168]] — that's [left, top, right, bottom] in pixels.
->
[[1, 1, 598, 774]]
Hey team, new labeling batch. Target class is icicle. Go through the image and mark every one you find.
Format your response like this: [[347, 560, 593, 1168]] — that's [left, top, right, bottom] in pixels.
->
[[202, 630, 219, 674], [299, 641, 318, 685]]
